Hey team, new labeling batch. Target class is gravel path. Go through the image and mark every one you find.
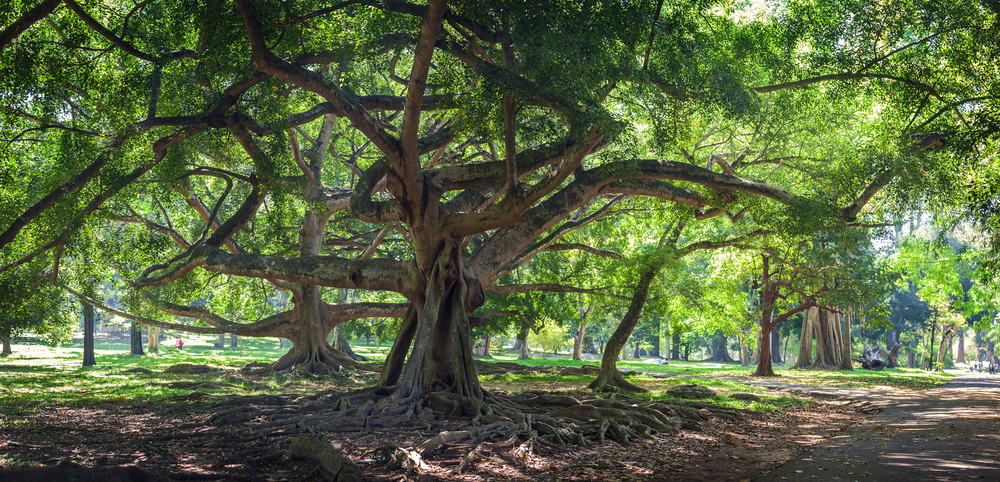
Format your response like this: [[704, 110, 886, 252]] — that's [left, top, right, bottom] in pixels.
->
[[750, 372, 1000, 482]]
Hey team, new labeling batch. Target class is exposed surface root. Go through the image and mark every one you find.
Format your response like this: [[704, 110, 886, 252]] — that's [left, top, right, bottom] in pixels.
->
[[235, 386, 748, 477]]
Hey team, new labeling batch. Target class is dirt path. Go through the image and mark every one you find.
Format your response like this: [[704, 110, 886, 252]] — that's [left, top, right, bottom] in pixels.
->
[[752, 372, 1000, 481]]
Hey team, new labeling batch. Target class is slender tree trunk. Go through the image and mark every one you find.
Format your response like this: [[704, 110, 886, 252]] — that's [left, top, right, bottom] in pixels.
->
[[572, 322, 587, 360], [670, 331, 681, 360], [755, 324, 774, 376], [130, 321, 144, 356], [925, 323, 937, 369], [229, 333, 238, 348], [957, 329, 966, 364], [333, 324, 368, 361], [839, 309, 853, 370], [218, 333, 225, 348], [782, 331, 791, 365], [739, 331, 749, 366], [649, 313, 660, 357], [936, 327, 954, 372], [906, 351, 916, 368], [82, 301, 95, 366], [589, 264, 660, 392], [1, 333, 11, 356], [770, 324, 782, 364], [379, 304, 419, 386]]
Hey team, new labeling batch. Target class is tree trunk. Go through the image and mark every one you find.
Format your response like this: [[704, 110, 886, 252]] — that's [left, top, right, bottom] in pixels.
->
[[706, 331, 735, 363], [988, 340, 996, 364], [582, 336, 597, 354], [1, 333, 11, 356], [794, 306, 817, 368], [572, 322, 587, 360], [82, 301, 95, 366], [839, 309, 853, 370], [589, 264, 660, 392], [333, 324, 368, 361], [218, 333, 225, 349], [384, 242, 485, 402], [906, 351, 916, 368], [782, 331, 791, 365], [770, 325, 782, 364], [670, 331, 681, 360], [517, 321, 531, 360], [805, 309, 841, 369], [270, 211, 366, 375], [924, 324, 936, 369], [739, 331, 749, 366], [230, 333, 238, 348], [649, 313, 660, 357], [148, 326, 160, 353], [130, 321, 144, 356], [957, 329, 966, 364], [754, 321, 775, 376], [936, 327, 954, 372]]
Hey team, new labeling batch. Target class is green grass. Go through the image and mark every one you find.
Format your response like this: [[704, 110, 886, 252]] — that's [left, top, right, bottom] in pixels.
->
[[483, 350, 956, 391], [0, 339, 956, 430]]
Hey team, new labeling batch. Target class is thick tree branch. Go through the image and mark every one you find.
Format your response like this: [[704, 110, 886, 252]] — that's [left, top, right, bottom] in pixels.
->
[[0, 0, 63, 52], [61, 283, 293, 337]]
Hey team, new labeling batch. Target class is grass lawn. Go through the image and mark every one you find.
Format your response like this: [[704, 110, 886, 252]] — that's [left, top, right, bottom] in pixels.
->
[[0, 336, 955, 426]]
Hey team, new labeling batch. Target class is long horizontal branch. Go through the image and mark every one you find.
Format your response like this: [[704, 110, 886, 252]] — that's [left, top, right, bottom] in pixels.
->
[[135, 245, 421, 299], [61, 283, 293, 337]]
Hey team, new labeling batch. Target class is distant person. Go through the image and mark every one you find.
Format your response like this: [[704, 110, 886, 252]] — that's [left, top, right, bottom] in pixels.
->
[[176, 339, 184, 351]]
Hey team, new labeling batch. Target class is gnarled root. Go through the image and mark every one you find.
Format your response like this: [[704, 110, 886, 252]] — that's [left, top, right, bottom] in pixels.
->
[[288, 434, 364, 481], [586, 368, 648, 393], [269, 344, 379, 375], [232, 387, 746, 477]]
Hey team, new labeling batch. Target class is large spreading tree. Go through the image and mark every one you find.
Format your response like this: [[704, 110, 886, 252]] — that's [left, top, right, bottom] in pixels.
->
[[2, 0, 998, 414]]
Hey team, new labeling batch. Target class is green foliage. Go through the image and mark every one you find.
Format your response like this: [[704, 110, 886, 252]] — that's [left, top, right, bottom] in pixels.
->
[[530, 323, 570, 354]]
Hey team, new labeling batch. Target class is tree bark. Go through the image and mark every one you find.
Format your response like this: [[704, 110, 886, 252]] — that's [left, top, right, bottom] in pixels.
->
[[906, 351, 916, 368], [516, 320, 531, 359], [770, 325, 782, 364], [924, 324, 936, 369], [839, 309, 853, 370], [230, 333, 238, 348], [706, 331, 735, 363], [333, 324, 367, 361], [83, 300, 95, 366], [148, 326, 160, 352], [956, 329, 965, 364], [670, 331, 681, 360], [936, 327, 954, 371], [572, 322, 587, 360], [589, 264, 659, 392], [794, 306, 816, 368], [1, 333, 11, 356], [130, 321, 144, 356]]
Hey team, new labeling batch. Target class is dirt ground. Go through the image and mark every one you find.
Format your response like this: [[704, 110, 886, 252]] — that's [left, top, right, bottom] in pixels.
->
[[0, 387, 880, 482]]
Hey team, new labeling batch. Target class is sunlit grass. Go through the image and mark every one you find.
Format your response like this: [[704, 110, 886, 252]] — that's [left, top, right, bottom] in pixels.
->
[[0, 339, 954, 431], [480, 350, 955, 391]]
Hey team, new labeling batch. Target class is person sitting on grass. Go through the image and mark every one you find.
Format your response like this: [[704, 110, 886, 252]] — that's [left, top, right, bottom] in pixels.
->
[[176, 338, 184, 351]]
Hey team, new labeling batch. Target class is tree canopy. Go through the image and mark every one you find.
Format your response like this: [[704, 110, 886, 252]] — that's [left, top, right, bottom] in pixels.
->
[[2, 0, 998, 402]]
